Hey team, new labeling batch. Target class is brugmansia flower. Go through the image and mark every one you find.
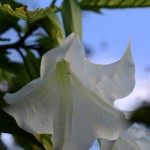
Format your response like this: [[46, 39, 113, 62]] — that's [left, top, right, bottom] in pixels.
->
[[3, 33, 135, 150], [101, 125, 150, 150]]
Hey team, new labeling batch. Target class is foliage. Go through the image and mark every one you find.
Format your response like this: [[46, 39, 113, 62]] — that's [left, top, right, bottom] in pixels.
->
[[0, 4, 54, 23], [62, 0, 82, 39], [0, 0, 149, 149], [131, 106, 150, 126], [0, 109, 46, 150], [80, 0, 150, 12]]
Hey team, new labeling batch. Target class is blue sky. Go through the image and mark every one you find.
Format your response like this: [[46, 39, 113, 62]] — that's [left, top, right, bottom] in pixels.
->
[[2, 0, 150, 149], [82, 8, 150, 77]]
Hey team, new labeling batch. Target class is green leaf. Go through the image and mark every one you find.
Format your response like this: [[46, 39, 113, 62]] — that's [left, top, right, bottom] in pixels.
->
[[80, 0, 150, 12], [35, 134, 53, 150], [0, 3, 54, 23], [25, 50, 40, 78], [0, 109, 46, 150], [61, 0, 82, 39], [0, 12, 20, 34], [131, 106, 150, 126], [13, 135, 33, 150], [0, 69, 14, 84], [9, 63, 31, 92], [0, 50, 28, 92], [0, 0, 21, 33], [37, 13, 65, 47], [0, 62, 30, 93], [37, 37, 55, 54]]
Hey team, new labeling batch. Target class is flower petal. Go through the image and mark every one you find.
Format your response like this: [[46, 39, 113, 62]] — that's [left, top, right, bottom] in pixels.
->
[[65, 36, 135, 105], [121, 125, 150, 144], [40, 33, 77, 80], [3, 33, 135, 150], [3, 77, 54, 133], [50, 65, 131, 149], [96, 44, 135, 104], [101, 139, 115, 150], [112, 139, 141, 150], [101, 125, 150, 150]]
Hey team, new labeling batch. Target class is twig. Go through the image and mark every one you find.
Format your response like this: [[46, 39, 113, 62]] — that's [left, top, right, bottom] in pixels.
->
[[0, 38, 10, 41], [0, 25, 38, 51], [50, 0, 57, 6]]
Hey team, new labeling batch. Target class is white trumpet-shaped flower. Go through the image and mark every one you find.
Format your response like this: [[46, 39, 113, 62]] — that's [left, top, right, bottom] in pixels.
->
[[101, 125, 150, 150], [3, 33, 135, 150]]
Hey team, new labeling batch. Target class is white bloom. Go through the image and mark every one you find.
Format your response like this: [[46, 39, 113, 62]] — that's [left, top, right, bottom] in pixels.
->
[[3, 33, 135, 150], [101, 125, 150, 150]]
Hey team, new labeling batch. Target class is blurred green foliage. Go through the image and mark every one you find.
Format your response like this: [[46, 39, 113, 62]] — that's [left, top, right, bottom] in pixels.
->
[[131, 106, 150, 126]]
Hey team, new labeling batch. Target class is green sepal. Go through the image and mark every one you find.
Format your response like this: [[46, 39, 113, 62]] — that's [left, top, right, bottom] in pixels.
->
[[61, 0, 82, 40]]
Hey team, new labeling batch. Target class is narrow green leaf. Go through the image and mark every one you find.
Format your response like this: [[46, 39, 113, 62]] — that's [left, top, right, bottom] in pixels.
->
[[0, 109, 46, 150], [131, 106, 150, 126], [0, 3, 54, 23], [37, 13, 65, 47], [80, 0, 150, 12], [61, 0, 82, 39]]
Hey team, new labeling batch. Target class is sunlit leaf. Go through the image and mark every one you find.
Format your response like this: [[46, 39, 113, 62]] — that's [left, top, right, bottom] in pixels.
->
[[80, 0, 150, 12], [0, 3, 54, 23], [0, 109, 46, 150], [62, 0, 82, 39]]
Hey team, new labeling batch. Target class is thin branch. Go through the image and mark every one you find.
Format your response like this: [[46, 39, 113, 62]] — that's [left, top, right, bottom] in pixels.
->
[[0, 38, 10, 41], [50, 0, 57, 6], [16, 48, 33, 81], [0, 25, 38, 51]]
